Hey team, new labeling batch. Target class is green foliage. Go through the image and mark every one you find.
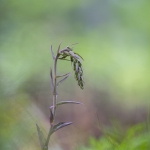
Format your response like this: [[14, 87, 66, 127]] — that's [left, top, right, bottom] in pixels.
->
[[0, 94, 39, 150], [1, 0, 150, 102], [78, 123, 150, 150]]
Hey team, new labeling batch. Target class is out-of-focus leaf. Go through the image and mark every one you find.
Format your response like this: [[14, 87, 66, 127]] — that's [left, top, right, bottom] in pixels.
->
[[50, 45, 55, 60], [56, 72, 70, 78], [36, 124, 46, 150], [53, 122, 73, 132], [56, 101, 83, 106], [56, 73, 70, 86]]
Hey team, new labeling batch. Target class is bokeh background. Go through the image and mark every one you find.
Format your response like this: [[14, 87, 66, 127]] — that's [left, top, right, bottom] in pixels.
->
[[1, 0, 150, 150]]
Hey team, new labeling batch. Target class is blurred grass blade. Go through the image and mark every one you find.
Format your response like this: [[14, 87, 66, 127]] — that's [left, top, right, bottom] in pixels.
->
[[56, 72, 70, 78], [50, 45, 55, 60], [56, 101, 83, 106], [56, 73, 70, 86], [36, 124, 46, 150], [53, 122, 73, 132]]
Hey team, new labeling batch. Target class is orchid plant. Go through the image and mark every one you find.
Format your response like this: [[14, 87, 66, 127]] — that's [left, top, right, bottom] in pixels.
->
[[36, 43, 84, 150]]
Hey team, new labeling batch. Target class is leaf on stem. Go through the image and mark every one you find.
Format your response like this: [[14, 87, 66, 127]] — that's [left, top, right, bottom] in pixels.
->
[[56, 72, 70, 78], [50, 68, 54, 91], [57, 42, 62, 54], [50, 45, 55, 60], [53, 122, 73, 132], [56, 101, 83, 106], [56, 73, 70, 87], [49, 107, 54, 124], [49, 105, 54, 109], [36, 124, 46, 150]]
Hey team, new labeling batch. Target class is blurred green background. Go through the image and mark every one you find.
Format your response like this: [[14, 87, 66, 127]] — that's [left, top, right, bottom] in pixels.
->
[[1, 0, 150, 150]]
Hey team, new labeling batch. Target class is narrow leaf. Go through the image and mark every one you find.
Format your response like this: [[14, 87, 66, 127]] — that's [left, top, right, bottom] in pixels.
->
[[53, 122, 73, 132], [49, 107, 54, 124], [57, 42, 62, 53], [56, 101, 83, 106], [56, 72, 70, 78], [49, 105, 54, 109], [56, 73, 70, 87], [50, 68, 54, 91], [36, 124, 46, 150], [50, 45, 55, 60]]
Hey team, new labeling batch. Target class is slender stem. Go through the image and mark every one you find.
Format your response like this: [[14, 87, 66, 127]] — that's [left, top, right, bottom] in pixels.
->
[[43, 126, 54, 150], [53, 54, 59, 118], [43, 53, 60, 150]]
